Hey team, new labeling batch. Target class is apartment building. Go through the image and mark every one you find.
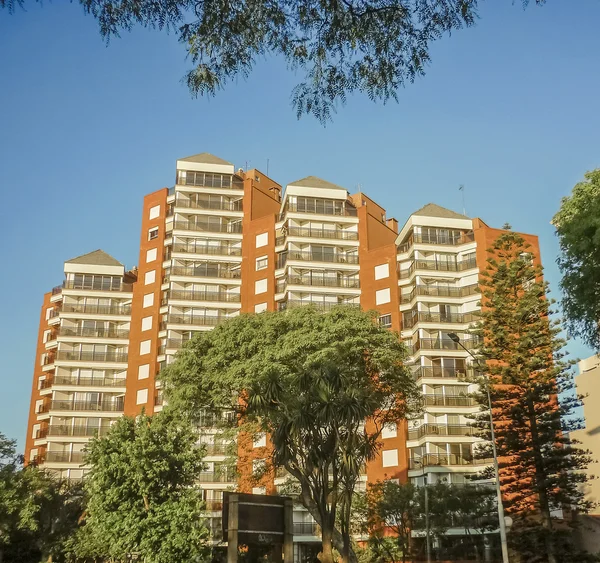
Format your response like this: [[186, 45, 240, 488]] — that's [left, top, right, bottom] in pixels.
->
[[24, 152, 542, 550], [24, 250, 135, 480]]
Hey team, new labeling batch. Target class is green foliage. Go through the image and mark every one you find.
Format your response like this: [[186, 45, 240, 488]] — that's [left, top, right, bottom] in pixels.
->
[[2, 0, 546, 122], [162, 306, 419, 563], [473, 231, 594, 563], [553, 169, 600, 350], [69, 411, 211, 563], [0, 432, 82, 563], [364, 480, 497, 562]]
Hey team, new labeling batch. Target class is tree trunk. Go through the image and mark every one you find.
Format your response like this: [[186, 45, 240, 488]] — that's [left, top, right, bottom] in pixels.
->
[[340, 531, 350, 563], [319, 525, 335, 563], [526, 396, 557, 563]]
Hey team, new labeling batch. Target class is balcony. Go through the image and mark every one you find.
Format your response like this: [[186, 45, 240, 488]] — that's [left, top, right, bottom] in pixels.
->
[[203, 443, 231, 455], [411, 366, 477, 380], [421, 394, 477, 407], [61, 303, 131, 316], [60, 280, 134, 293], [167, 314, 228, 328], [171, 242, 242, 257], [48, 308, 61, 319], [39, 400, 125, 413], [58, 327, 130, 339], [287, 251, 359, 265], [407, 337, 481, 353], [276, 254, 288, 269], [170, 265, 241, 279], [197, 410, 237, 428], [174, 198, 243, 212], [176, 170, 244, 190], [400, 284, 479, 304], [198, 471, 235, 483], [52, 375, 126, 387], [286, 226, 358, 241], [166, 289, 241, 303], [407, 424, 476, 441], [409, 453, 492, 470], [38, 424, 112, 439], [44, 451, 86, 464], [172, 220, 242, 234], [398, 257, 477, 279], [293, 522, 320, 536], [286, 275, 360, 289], [279, 300, 360, 311], [284, 201, 358, 217], [55, 350, 128, 363], [402, 311, 476, 329], [398, 231, 475, 253]]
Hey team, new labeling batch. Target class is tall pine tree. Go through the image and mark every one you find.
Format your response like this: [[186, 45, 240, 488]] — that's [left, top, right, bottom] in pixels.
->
[[473, 231, 594, 563]]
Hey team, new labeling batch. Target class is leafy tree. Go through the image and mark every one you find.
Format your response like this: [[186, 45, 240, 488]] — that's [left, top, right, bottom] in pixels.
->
[[2, 0, 546, 122], [553, 169, 600, 350], [365, 480, 416, 563], [69, 411, 211, 563], [473, 231, 594, 563], [364, 480, 496, 562], [161, 306, 420, 563], [0, 432, 53, 563]]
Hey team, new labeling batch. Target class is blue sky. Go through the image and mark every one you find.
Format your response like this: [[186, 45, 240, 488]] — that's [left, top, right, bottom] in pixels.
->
[[1, 1, 598, 450]]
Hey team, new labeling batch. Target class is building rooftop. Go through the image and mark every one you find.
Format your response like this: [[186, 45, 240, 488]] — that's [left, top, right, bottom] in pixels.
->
[[288, 176, 347, 191], [412, 203, 469, 220], [178, 152, 233, 166], [65, 249, 123, 267]]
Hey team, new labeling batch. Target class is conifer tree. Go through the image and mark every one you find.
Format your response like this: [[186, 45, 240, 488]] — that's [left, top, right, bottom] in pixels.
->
[[472, 231, 594, 563]]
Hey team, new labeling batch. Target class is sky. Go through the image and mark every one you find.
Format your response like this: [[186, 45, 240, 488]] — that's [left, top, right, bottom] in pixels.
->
[[1, 1, 599, 451]]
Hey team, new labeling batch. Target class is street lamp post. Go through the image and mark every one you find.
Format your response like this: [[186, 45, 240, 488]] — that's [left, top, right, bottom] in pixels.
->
[[447, 333, 510, 563]]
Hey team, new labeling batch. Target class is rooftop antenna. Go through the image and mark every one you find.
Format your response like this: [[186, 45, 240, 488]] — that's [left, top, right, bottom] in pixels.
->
[[459, 184, 466, 215], [266, 158, 270, 176]]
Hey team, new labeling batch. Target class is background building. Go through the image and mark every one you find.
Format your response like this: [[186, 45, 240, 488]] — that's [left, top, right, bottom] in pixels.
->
[[24, 152, 542, 550], [572, 356, 600, 513]]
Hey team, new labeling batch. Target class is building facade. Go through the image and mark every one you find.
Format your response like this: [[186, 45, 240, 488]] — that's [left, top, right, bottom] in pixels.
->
[[24, 152, 542, 547], [572, 355, 600, 514]]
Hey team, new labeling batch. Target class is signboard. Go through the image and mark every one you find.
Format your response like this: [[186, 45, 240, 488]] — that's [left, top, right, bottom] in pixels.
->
[[222, 492, 289, 545]]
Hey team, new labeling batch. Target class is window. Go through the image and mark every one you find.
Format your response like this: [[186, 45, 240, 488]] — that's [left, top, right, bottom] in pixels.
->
[[141, 316, 153, 331], [143, 293, 154, 308], [374, 263, 389, 280], [138, 364, 150, 380], [140, 340, 151, 355], [149, 205, 160, 220], [136, 389, 149, 405], [43, 329, 52, 343], [32, 424, 40, 440], [382, 449, 399, 467], [256, 232, 269, 248], [255, 303, 267, 313], [144, 270, 156, 285], [146, 248, 157, 263], [253, 459, 266, 473], [45, 307, 53, 320], [382, 423, 397, 439], [256, 256, 268, 270], [255, 279, 267, 294], [375, 288, 391, 305], [148, 227, 159, 241], [379, 314, 392, 328], [520, 252, 533, 265], [253, 433, 267, 448]]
